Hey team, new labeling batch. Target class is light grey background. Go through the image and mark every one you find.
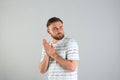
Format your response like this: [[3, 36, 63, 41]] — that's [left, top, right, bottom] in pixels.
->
[[0, 0, 120, 80]]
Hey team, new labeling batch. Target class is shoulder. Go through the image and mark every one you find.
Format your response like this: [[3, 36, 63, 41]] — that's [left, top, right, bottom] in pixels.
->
[[63, 36, 78, 46], [64, 36, 77, 43]]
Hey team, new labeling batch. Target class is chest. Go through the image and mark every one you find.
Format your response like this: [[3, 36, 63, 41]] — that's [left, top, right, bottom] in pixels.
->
[[53, 43, 68, 59]]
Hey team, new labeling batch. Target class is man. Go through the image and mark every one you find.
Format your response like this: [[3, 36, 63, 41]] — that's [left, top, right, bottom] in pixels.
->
[[39, 17, 80, 80]]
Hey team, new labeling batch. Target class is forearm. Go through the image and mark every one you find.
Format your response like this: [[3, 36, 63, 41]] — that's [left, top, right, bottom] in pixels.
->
[[39, 55, 49, 74], [53, 54, 77, 72]]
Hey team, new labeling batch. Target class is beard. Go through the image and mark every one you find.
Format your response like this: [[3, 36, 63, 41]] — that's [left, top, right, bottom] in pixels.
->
[[51, 33, 64, 40]]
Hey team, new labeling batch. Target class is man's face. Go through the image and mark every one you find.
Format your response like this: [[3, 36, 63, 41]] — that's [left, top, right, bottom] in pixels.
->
[[47, 21, 64, 40]]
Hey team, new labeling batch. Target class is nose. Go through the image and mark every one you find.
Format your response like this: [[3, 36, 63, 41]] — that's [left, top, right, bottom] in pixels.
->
[[57, 28, 63, 33]]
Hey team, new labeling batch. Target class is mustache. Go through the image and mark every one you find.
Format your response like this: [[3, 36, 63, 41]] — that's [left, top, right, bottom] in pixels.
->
[[58, 33, 62, 34]]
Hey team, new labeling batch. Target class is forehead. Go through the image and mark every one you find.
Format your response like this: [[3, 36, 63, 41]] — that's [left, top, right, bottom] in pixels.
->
[[48, 21, 63, 28]]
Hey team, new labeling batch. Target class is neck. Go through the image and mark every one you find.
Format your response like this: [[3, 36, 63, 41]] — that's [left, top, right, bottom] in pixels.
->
[[52, 39, 60, 44]]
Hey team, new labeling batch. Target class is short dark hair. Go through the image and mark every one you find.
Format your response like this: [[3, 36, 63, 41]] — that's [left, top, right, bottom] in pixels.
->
[[46, 17, 63, 27]]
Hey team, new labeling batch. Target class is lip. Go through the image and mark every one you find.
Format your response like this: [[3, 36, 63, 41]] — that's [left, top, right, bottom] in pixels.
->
[[58, 33, 62, 35], [58, 33, 62, 36]]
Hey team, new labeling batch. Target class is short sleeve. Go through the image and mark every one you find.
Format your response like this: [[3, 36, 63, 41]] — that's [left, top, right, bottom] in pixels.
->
[[66, 39, 80, 60]]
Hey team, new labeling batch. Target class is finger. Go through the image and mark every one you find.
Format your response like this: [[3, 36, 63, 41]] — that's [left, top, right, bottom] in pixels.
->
[[51, 44, 54, 48], [42, 39, 47, 45], [42, 39, 50, 50], [42, 39, 48, 46], [42, 39, 47, 50]]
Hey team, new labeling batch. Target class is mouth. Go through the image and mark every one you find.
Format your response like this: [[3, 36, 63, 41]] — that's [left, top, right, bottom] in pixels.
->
[[52, 33, 64, 40], [58, 33, 62, 36], [58, 33, 62, 35]]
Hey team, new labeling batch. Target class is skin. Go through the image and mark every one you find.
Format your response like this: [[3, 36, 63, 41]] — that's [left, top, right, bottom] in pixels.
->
[[39, 21, 78, 74]]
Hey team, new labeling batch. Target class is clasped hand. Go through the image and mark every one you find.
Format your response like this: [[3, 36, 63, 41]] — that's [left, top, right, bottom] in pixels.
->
[[42, 39, 57, 58]]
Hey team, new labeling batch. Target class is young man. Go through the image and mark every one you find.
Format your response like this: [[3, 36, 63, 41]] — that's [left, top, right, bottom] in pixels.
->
[[39, 17, 80, 80]]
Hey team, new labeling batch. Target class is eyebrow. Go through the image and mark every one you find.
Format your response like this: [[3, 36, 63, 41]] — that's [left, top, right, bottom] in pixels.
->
[[52, 26, 63, 28]]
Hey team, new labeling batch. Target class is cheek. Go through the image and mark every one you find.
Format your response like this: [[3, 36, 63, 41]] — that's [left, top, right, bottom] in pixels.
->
[[49, 31, 56, 35], [61, 30, 64, 34]]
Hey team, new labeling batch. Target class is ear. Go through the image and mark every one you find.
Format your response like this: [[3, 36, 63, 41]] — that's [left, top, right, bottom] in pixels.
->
[[47, 29, 50, 34]]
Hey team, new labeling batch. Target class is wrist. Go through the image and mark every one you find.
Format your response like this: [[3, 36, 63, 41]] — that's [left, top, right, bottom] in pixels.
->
[[51, 53, 58, 59], [45, 54, 49, 58]]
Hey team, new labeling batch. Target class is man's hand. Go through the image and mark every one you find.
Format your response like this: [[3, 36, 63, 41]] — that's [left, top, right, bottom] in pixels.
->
[[42, 39, 57, 58]]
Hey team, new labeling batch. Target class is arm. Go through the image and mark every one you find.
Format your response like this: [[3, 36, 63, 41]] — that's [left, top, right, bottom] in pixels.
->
[[53, 54, 78, 72], [42, 39, 79, 72], [38, 54, 49, 74]]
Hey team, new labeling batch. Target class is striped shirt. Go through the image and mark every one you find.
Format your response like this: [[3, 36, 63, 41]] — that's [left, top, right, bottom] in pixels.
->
[[41, 36, 80, 80]]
